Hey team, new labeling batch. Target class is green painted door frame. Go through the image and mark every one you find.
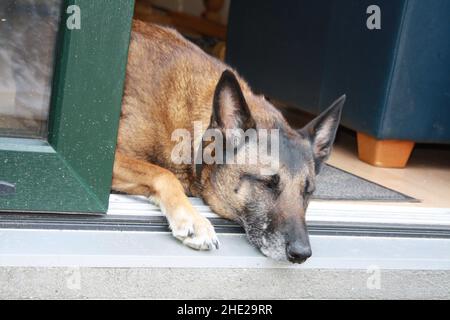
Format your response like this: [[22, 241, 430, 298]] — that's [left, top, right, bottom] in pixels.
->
[[0, 0, 135, 213]]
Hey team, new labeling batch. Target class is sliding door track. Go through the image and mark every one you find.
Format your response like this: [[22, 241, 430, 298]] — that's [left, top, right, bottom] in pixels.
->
[[1, 194, 450, 239], [1, 214, 450, 239]]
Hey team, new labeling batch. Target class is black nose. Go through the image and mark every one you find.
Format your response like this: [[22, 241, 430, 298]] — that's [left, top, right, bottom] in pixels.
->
[[286, 241, 312, 264]]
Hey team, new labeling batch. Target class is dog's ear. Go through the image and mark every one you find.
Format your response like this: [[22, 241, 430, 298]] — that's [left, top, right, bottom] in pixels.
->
[[211, 70, 255, 133], [300, 95, 345, 173]]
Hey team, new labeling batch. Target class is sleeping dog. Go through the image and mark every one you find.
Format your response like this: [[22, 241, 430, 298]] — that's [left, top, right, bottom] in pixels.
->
[[113, 20, 345, 264]]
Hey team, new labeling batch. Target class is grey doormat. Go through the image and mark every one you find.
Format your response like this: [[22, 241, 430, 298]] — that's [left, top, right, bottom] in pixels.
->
[[314, 164, 416, 201]]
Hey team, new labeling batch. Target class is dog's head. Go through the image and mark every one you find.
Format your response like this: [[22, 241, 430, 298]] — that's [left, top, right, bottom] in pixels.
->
[[200, 70, 345, 263]]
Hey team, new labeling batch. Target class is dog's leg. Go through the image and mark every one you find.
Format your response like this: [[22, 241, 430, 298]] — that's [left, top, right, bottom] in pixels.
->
[[112, 151, 219, 250]]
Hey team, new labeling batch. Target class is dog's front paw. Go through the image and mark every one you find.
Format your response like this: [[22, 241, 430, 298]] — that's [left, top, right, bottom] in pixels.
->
[[168, 207, 219, 251]]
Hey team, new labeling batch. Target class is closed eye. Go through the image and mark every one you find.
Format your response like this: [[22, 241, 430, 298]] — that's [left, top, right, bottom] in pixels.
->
[[265, 174, 280, 190], [241, 173, 280, 190]]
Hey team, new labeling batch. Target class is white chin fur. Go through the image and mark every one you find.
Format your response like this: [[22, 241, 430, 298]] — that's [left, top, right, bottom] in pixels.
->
[[258, 232, 287, 261]]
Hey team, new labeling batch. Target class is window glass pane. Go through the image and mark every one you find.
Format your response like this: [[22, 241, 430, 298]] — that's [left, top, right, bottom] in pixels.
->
[[0, 0, 62, 139]]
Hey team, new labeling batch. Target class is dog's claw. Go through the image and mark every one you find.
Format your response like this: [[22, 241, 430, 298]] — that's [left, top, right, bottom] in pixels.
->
[[213, 239, 220, 249], [182, 234, 219, 251]]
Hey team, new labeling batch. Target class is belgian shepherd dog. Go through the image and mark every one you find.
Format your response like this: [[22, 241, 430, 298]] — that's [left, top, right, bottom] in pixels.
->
[[113, 21, 345, 263]]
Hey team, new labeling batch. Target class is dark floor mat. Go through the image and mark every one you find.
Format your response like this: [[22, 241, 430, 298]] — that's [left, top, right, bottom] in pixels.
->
[[314, 164, 416, 201]]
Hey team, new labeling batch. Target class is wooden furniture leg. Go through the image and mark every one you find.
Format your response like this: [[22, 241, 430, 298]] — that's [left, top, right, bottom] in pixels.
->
[[357, 132, 415, 168]]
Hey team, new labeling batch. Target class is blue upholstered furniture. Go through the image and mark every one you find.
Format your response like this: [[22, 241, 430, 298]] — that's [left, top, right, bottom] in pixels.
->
[[226, 0, 450, 166]]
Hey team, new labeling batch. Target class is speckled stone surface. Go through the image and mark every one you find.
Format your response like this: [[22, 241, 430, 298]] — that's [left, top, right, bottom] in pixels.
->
[[1, 267, 449, 299]]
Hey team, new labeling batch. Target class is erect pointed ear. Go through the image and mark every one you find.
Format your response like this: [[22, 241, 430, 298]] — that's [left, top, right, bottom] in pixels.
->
[[210, 70, 255, 132], [300, 95, 345, 173]]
